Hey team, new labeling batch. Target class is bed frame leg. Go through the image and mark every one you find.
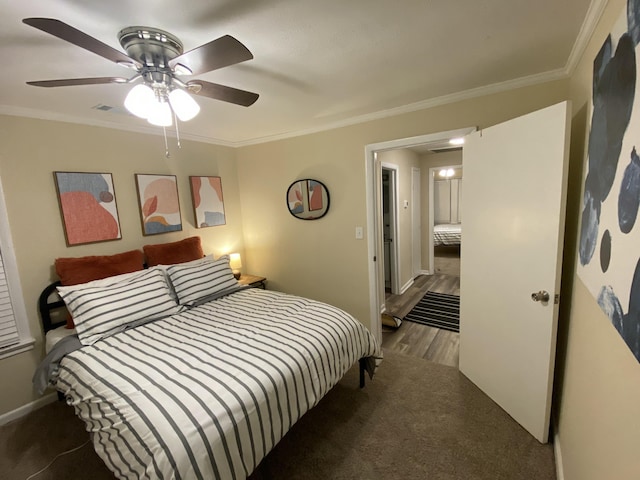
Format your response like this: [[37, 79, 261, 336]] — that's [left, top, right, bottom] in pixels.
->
[[359, 358, 365, 388]]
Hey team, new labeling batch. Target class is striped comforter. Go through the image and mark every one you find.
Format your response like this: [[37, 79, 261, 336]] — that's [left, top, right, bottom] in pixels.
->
[[434, 223, 462, 246], [55, 288, 380, 480]]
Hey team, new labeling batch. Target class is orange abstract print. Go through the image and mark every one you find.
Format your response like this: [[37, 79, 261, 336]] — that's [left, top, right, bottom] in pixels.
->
[[54, 172, 121, 246]]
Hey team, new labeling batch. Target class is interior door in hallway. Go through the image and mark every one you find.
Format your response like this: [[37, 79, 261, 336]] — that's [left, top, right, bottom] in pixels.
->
[[459, 101, 571, 443]]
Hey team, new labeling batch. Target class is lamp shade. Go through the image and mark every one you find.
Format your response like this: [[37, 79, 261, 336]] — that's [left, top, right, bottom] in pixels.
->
[[146, 99, 173, 127], [169, 88, 200, 121], [124, 84, 155, 119], [229, 253, 242, 271]]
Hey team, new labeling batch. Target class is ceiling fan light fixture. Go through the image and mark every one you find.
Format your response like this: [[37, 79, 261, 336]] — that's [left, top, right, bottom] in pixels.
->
[[169, 88, 200, 121], [146, 99, 173, 127], [124, 84, 155, 118]]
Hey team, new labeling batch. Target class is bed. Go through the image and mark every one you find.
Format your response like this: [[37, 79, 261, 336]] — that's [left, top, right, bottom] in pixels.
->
[[35, 254, 381, 480], [433, 223, 462, 246]]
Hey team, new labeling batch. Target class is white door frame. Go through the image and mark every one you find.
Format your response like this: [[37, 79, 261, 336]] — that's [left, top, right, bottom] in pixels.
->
[[365, 127, 476, 343], [381, 164, 400, 295], [411, 167, 422, 278], [429, 163, 462, 274]]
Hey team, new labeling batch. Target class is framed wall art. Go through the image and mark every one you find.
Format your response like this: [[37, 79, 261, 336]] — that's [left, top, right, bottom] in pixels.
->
[[189, 176, 226, 227], [135, 174, 183, 236], [286, 179, 330, 220], [54, 171, 122, 246]]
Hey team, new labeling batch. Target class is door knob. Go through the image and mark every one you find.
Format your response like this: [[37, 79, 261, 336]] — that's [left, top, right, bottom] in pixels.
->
[[531, 290, 550, 302]]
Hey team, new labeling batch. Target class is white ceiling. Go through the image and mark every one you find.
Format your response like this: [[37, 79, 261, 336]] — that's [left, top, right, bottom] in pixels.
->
[[0, 0, 599, 146]]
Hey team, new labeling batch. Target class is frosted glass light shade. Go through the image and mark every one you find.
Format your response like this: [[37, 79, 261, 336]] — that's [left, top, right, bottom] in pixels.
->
[[147, 100, 173, 127], [124, 84, 155, 119], [169, 88, 200, 121], [229, 253, 242, 270]]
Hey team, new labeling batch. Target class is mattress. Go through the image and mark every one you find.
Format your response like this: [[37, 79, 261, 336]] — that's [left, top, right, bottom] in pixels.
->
[[434, 223, 462, 246], [45, 325, 77, 354]]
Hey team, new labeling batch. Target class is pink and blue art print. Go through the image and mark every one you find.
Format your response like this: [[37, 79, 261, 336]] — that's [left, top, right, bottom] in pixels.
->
[[54, 172, 121, 246], [189, 176, 226, 228], [135, 174, 182, 235]]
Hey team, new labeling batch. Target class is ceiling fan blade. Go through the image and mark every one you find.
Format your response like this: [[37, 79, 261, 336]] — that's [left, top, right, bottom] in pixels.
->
[[187, 80, 259, 107], [170, 35, 253, 76], [23, 18, 134, 65], [27, 77, 128, 87]]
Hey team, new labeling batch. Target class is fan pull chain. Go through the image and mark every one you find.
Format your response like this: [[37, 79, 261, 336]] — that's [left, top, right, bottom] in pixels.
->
[[163, 126, 170, 158], [174, 113, 182, 149]]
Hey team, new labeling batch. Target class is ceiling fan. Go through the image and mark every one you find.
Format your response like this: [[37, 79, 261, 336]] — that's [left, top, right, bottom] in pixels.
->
[[22, 18, 259, 128]]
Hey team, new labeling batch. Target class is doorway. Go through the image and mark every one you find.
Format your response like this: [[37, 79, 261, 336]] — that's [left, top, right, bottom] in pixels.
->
[[365, 128, 475, 342], [381, 165, 399, 294], [429, 164, 463, 277]]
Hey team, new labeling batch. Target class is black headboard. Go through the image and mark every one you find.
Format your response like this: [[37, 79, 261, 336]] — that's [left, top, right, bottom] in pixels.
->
[[38, 281, 67, 333]]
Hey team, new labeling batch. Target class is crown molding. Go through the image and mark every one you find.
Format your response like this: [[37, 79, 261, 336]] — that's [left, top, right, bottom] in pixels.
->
[[234, 68, 568, 147], [564, 0, 609, 76]]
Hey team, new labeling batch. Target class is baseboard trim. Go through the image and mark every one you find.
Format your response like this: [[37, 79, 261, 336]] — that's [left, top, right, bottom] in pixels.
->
[[399, 278, 414, 295], [553, 427, 565, 480], [0, 393, 57, 426]]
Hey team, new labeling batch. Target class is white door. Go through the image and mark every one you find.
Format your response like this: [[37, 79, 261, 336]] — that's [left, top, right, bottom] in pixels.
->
[[459, 101, 570, 443]]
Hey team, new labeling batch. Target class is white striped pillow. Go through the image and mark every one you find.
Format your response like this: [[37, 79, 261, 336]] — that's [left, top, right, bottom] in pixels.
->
[[58, 267, 182, 346], [166, 255, 239, 306]]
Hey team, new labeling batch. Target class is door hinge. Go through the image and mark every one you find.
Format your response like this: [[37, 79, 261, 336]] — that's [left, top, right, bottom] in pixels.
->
[[554, 294, 560, 305]]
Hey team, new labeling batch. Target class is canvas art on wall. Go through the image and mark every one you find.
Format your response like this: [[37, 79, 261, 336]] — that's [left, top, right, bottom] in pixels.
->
[[135, 174, 182, 235], [54, 172, 121, 246], [577, 0, 640, 362], [285, 179, 330, 220], [189, 176, 226, 227]]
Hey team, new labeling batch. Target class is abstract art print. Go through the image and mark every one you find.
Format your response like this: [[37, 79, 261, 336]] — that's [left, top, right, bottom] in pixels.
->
[[54, 172, 121, 246], [307, 180, 324, 211], [577, 1, 640, 362], [287, 181, 304, 215], [189, 176, 226, 227], [286, 179, 330, 220], [135, 174, 182, 235]]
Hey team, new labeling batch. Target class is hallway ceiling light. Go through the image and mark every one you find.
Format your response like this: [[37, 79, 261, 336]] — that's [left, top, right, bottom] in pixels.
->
[[449, 137, 465, 146], [439, 168, 455, 178]]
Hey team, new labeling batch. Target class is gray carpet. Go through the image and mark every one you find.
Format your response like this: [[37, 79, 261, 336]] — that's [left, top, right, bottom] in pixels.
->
[[0, 351, 556, 480]]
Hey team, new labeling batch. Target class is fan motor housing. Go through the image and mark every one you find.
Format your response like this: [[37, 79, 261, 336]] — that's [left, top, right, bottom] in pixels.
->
[[118, 26, 183, 68]]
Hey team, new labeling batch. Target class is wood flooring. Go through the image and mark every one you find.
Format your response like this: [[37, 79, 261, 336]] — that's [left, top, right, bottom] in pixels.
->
[[383, 272, 460, 368]]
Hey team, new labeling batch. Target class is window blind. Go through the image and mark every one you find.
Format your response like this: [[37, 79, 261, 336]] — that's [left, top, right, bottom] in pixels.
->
[[0, 249, 19, 349]]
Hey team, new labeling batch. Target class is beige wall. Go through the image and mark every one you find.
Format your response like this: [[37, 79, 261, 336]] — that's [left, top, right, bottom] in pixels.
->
[[0, 115, 245, 415], [377, 148, 421, 290], [555, 0, 640, 477], [237, 81, 569, 329]]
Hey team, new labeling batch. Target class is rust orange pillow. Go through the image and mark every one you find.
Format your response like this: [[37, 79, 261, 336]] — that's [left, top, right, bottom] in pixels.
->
[[143, 236, 204, 267], [55, 249, 145, 287]]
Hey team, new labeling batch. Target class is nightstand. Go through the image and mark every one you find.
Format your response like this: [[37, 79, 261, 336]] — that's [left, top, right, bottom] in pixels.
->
[[238, 274, 267, 289]]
